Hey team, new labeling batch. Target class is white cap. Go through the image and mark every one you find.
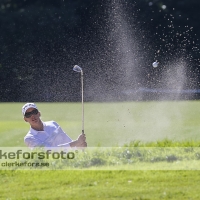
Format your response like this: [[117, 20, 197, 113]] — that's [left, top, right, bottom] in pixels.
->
[[22, 103, 38, 116]]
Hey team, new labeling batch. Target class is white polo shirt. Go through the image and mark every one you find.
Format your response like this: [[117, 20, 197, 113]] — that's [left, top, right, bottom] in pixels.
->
[[24, 121, 72, 150]]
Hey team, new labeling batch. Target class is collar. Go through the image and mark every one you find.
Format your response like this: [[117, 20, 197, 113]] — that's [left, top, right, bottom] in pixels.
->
[[30, 122, 45, 135]]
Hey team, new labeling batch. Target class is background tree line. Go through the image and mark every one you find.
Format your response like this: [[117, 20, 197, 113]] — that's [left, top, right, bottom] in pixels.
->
[[0, 0, 200, 101]]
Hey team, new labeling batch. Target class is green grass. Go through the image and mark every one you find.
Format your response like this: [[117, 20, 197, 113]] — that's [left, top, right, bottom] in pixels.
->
[[1, 102, 200, 199], [1, 101, 200, 147], [0, 170, 200, 200]]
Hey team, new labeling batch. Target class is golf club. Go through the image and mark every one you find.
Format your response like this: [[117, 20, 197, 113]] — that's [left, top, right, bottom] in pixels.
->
[[73, 65, 84, 134]]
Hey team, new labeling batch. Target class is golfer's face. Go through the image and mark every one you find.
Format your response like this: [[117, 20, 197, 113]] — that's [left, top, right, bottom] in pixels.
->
[[24, 108, 40, 124]]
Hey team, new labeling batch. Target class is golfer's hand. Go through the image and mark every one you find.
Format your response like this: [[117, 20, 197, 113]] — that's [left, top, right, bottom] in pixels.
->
[[75, 133, 87, 149], [77, 133, 87, 148], [69, 133, 87, 149]]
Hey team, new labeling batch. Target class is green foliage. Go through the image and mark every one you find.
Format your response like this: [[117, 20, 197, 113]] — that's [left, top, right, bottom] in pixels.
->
[[2, 145, 200, 170], [125, 138, 200, 147]]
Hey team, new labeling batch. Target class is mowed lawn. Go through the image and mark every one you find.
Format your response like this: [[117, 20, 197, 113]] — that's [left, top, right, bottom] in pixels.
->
[[1, 102, 200, 200], [0, 170, 200, 200], [0, 101, 200, 147]]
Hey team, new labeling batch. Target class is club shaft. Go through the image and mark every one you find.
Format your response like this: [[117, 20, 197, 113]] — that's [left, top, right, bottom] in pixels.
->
[[81, 71, 84, 134]]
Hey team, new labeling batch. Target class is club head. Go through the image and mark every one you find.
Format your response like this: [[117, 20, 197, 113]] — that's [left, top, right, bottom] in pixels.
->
[[73, 65, 82, 73]]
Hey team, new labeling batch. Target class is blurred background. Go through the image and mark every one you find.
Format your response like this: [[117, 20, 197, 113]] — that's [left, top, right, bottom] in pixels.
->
[[1, 0, 200, 102]]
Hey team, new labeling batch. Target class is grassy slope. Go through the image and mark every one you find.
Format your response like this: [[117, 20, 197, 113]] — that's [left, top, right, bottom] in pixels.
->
[[0, 170, 200, 200], [1, 101, 200, 147]]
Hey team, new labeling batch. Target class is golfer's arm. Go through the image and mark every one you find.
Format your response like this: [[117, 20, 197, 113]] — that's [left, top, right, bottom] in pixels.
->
[[57, 140, 77, 148]]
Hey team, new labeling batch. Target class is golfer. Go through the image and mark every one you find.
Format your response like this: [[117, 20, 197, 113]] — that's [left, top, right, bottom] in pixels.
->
[[22, 103, 87, 150]]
